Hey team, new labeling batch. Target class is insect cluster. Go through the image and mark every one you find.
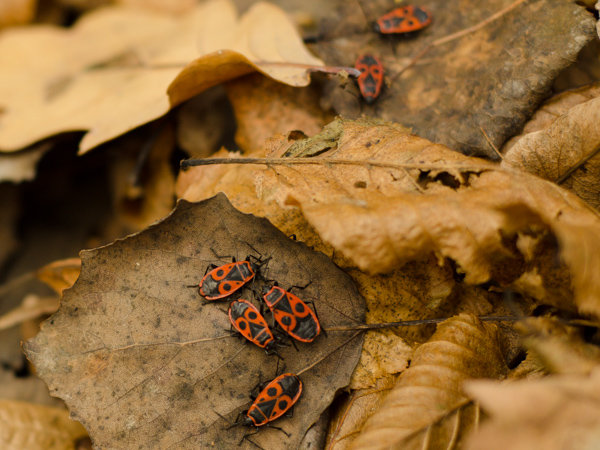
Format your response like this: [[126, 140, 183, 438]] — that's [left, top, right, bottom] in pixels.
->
[[355, 5, 433, 103], [194, 251, 321, 438]]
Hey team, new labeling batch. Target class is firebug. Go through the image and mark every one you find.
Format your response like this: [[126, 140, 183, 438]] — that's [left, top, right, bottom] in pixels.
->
[[374, 6, 432, 34], [355, 54, 384, 104]]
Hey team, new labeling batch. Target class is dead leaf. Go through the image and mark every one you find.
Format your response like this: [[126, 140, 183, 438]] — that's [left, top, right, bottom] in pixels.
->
[[175, 87, 234, 159], [0, 0, 36, 27], [115, 0, 197, 14], [0, 368, 63, 408], [553, 40, 600, 92], [0, 0, 325, 154], [226, 117, 600, 318], [516, 317, 600, 376], [311, 0, 595, 158], [0, 295, 58, 332], [466, 368, 600, 450], [348, 314, 507, 450], [0, 399, 87, 449], [225, 73, 334, 151], [36, 258, 81, 295], [25, 194, 365, 449], [327, 376, 397, 450], [502, 85, 600, 209]]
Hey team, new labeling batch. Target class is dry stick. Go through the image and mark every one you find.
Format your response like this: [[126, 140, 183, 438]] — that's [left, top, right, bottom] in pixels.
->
[[479, 126, 504, 161], [555, 144, 600, 184], [180, 157, 503, 174], [325, 315, 519, 332], [394, 0, 529, 79]]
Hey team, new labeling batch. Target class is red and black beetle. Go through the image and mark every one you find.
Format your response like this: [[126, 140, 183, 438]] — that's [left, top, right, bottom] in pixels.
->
[[374, 6, 432, 34], [198, 255, 266, 301], [237, 373, 302, 427], [228, 299, 277, 351], [355, 54, 384, 104], [262, 286, 321, 343]]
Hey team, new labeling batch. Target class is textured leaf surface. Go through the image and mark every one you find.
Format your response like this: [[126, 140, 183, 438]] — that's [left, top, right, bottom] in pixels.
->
[[25, 194, 364, 449], [503, 85, 600, 209], [349, 314, 506, 449], [311, 0, 595, 158]]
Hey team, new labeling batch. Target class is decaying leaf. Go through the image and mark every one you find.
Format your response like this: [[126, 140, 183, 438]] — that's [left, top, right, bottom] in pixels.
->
[[0, 368, 63, 408], [36, 258, 81, 295], [25, 194, 364, 449], [348, 314, 507, 449], [225, 73, 334, 152], [466, 367, 600, 450], [0, 399, 87, 449], [502, 84, 600, 209], [0, 0, 325, 153], [0, 295, 58, 332], [225, 118, 600, 317], [311, 0, 595, 158], [327, 376, 397, 450], [516, 317, 600, 376]]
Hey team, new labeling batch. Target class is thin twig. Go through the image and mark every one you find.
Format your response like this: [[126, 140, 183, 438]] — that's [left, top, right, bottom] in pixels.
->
[[555, 145, 600, 184], [395, 0, 529, 78], [479, 126, 504, 161], [180, 157, 502, 174], [325, 315, 520, 332]]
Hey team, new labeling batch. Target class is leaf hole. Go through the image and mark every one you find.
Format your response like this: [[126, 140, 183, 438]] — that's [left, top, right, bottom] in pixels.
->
[[354, 181, 367, 188]]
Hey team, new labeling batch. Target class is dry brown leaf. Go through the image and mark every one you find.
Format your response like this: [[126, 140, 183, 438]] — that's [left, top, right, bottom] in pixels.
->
[[0, 399, 87, 449], [312, 0, 595, 158], [0, 0, 36, 27], [225, 73, 334, 151], [554, 40, 600, 92], [227, 118, 600, 317], [327, 376, 397, 450], [25, 195, 364, 449], [502, 85, 600, 209], [0, 369, 63, 408], [516, 317, 600, 376], [348, 314, 507, 450], [466, 368, 600, 450], [0, 0, 324, 153], [36, 258, 81, 295]]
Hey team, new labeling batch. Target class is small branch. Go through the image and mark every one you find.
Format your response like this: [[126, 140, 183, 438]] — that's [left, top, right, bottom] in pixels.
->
[[326, 315, 520, 332], [555, 145, 600, 184], [479, 126, 504, 161], [395, 0, 529, 78], [180, 157, 501, 173]]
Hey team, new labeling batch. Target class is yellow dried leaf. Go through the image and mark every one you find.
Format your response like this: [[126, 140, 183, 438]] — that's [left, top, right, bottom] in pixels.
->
[[0, 399, 87, 449], [348, 314, 507, 450], [0, 0, 36, 27], [502, 87, 600, 209], [36, 258, 81, 295], [466, 368, 600, 450], [0, 0, 324, 153]]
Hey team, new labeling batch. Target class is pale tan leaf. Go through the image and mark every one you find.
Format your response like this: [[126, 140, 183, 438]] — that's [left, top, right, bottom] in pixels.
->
[[0, 399, 87, 450], [36, 258, 81, 295], [348, 314, 507, 450], [502, 87, 600, 208], [0, 0, 324, 153], [466, 368, 600, 450]]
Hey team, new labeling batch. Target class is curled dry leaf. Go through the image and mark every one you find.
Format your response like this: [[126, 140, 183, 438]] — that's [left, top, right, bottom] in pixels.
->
[[466, 367, 600, 450], [0, 399, 87, 449], [0, 0, 324, 153], [516, 317, 600, 376], [348, 314, 507, 450], [232, 118, 600, 318], [502, 85, 600, 209], [25, 194, 364, 449], [36, 258, 81, 295]]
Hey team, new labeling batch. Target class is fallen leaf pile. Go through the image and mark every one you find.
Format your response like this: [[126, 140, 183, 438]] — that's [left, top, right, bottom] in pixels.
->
[[1, 0, 600, 449]]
